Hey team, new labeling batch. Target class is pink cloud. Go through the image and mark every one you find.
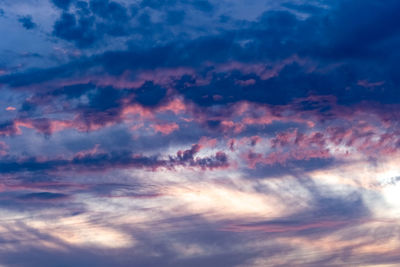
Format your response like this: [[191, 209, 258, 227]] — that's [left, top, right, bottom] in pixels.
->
[[199, 137, 218, 148], [0, 141, 8, 156], [357, 80, 385, 88], [235, 79, 256, 86], [152, 122, 179, 135]]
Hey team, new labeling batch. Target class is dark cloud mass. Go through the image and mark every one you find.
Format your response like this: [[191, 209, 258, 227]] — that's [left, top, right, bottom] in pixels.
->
[[18, 16, 37, 30], [51, 0, 73, 9], [0, 0, 399, 266]]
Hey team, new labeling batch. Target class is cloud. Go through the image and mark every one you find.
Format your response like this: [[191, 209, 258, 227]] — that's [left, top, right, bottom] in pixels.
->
[[152, 122, 179, 135], [0, 0, 400, 265], [52, 0, 131, 47], [191, 0, 213, 12], [51, 0, 74, 10], [18, 16, 37, 30], [18, 192, 69, 201], [165, 10, 185, 25], [53, 12, 98, 48], [0, 143, 229, 174]]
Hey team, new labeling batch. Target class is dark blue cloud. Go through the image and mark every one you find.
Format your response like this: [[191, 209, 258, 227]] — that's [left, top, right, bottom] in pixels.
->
[[18, 16, 37, 30], [52, 0, 132, 47], [133, 81, 167, 107], [48, 0, 215, 48], [323, 0, 400, 59], [140, 0, 177, 9], [0, 143, 228, 174], [191, 0, 213, 12], [53, 12, 97, 48], [55, 83, 96, 99], [51, 0, 74, 10], [19, 192, 69, 200], [90, 0, 130, 26], [165, 10, 185, 25]]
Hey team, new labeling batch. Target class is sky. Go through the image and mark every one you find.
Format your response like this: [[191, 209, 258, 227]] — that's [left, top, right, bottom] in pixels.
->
[[0, 0, 400, 266]]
